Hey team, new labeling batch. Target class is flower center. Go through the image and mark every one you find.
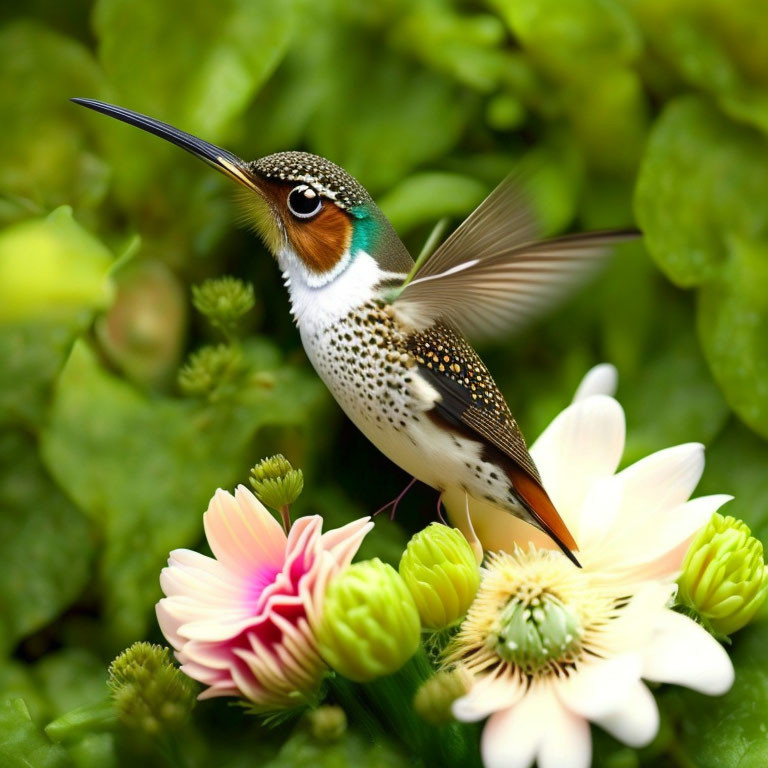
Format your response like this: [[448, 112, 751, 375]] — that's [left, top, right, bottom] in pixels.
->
[[495, 591, 582, 674]]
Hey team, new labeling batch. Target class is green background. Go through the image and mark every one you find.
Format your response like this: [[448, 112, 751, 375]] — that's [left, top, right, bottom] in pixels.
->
[[1, 0, 768, 765]]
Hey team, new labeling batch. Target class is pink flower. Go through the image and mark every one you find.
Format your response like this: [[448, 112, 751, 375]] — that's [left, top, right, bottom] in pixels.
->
[[156, 485, 372, 710]]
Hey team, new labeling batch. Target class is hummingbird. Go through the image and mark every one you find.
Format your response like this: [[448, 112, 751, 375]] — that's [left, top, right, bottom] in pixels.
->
[[72, 98, 636, 567]]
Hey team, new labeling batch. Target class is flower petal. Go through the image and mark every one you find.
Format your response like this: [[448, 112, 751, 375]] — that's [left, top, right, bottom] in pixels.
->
[[320, 516, 374, 567], [203, 487, 286, 577], [538, 697, 591, 768], [642, 609, 734, 695], [586, 444, 705, 569], [614, 443, 705, 527], [593, 681, 659, 747], [556, 655, 642, 719], [482, 686, 590, 768], [630, 495, 733, 579], [453, 674, 526, 722], [572, 364, 618, 402], [530, 395, 625, 529]]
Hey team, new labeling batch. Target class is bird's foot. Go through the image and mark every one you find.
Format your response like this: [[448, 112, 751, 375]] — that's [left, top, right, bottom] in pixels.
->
[[373, 477, 417, 521]]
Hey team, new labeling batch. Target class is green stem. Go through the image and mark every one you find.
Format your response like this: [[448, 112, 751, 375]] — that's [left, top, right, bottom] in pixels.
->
[[326, 674, 382, 742], [401, 218, 450, 289], [157, 732, 189, 768], [279, 504, 292, 533]]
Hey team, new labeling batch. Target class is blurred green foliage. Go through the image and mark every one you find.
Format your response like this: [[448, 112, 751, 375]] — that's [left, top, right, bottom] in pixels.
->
[[1, 0, 768, 765]]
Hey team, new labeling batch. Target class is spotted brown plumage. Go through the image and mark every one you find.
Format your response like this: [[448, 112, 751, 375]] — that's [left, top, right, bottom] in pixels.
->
[[407, 324, 578, 561]]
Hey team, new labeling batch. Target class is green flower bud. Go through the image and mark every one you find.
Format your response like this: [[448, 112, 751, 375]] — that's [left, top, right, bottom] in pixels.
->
[[108, 642, 196, 735], [495, 593, 582, 674], [678, 513, 768, 636], [317, 559, 421, 682], [177, 344, 241, 398], [192, 276, 254, 337], [413, 667, 470, 725], [399, 524, 480, 630], [307, 706, 347, 743], [249, 454, 304, 510]]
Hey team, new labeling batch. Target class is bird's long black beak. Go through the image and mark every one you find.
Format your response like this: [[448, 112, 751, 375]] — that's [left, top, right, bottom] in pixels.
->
[[70, 98, 259, 191]]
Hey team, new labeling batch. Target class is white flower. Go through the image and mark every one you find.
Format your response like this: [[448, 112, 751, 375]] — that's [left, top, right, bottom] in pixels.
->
[[449, 365, 734, 768]]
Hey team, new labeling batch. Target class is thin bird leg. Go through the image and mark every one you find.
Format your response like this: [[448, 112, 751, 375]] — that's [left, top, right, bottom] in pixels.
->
[[436, 492, 448, 525], [374, 477, 417, 520], [463, 492, 483, 564]]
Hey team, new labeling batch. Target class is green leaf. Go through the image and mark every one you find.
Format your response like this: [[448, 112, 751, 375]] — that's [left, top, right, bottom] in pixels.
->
[[0, 207, 114, 325], [0, 21, 108, 225], [626, 0, 768, 136], [93, 0, 297, 141], [295, 24, 470, 192], [0, 319, 87, 431], [493, 0, 641, 79], [0, 699, 72, 768], [379, 173, 488, 236], [669, 621, 768, 768], [635, 96, 768, 438], [40, 340, 324, 645], [618, 323, 729, 465], [0, 430, 93, 655], [34, 650, 108, 720], [697, 419, 768, 547]]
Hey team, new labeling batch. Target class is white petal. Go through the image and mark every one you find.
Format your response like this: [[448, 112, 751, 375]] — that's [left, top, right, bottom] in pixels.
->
[[588, 444, 705, 568], [594, 682, 659, 747], [481, 686, 589, 768], [453, 675, 526, 722], [614, 443, 705, 527], [530, 395, 625, 528], [481, 689, 546, 768], [538, 699, 591, 768], [572, 364, 618, 402], [642, 610, 734, 695], [627, 495, 733, 579], [556, 655, 642, 719]]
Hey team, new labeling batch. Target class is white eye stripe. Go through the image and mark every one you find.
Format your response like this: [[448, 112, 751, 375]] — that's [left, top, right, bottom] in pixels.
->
[[288, 184, 322, 219]]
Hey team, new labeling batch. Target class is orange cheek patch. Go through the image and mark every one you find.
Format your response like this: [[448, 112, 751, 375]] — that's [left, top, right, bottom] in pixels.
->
[[285, 203, 352, 275]]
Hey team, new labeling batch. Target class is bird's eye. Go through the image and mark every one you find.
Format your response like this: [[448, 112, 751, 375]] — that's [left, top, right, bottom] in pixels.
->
[[287, 184, 322, 219]]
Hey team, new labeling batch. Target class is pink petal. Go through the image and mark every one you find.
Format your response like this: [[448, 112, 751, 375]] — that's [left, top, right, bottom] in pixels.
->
[[203, 487, 286, 577], [320, 516, 373, 566]]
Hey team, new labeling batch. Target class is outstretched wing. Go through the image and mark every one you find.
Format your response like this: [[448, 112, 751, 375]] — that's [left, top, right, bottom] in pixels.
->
[[394, 230, 637, 339], [411, 171, 540, 281], [391, 172, 638, 339]]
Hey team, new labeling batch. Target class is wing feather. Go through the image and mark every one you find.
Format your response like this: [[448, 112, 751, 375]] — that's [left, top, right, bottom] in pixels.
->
[[394, 229, 637, 338]]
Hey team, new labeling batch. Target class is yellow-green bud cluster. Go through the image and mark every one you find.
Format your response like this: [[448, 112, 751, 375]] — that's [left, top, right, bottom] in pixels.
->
[[399, 524, 480, 630], [249, 454, 304, 509], [307, 705, 347, 742], [191, 276, 254, 337], [413, 667, 470, 725], [107, 642, 195, 735], [177, 343, 241, 398], [317, 558, 421, 682], [678, 513, 768, 636]]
